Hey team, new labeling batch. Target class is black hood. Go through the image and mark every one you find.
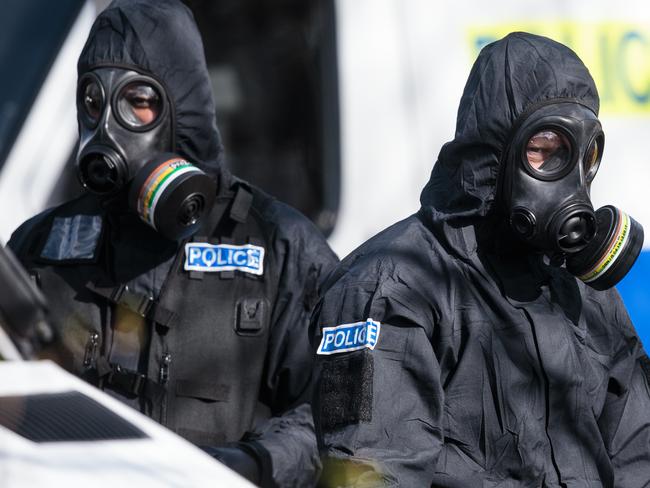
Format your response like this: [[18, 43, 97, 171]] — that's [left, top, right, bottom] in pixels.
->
[[420, 32, 599, 223], [77, 0, 223, 173]]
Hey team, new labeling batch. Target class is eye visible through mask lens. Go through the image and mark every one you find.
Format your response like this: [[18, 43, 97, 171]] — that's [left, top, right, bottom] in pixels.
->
[[116, 81, 163, 128], [525, 129, 571, 175]]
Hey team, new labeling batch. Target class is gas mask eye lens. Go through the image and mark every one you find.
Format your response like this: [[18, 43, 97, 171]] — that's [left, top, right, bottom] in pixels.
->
[[116, 82, 162, 128], [81, 80, 103, 124], [525, 130, 571, 175], [584, 135, 603, 183]]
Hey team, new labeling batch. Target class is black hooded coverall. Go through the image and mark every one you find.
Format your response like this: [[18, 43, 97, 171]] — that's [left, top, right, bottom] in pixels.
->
[[313, 33, 650, 487], [7, 1, 338, 486]]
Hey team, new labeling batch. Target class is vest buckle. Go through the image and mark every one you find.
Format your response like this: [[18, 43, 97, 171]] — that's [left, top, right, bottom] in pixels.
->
[[111, 285, 153, 317], [106, 363, 147, 396]]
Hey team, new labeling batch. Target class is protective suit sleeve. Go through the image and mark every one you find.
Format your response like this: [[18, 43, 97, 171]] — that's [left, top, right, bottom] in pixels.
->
[[248, 403, 320, 488], [313, 279, 445, 487], [249, 202, 339, 488], [598, 291, 650, 487]]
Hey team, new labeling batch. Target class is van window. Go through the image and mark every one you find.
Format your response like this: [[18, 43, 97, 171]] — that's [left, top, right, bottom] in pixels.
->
[[0, 0, 84, 169], [185, 0, 340, 235]]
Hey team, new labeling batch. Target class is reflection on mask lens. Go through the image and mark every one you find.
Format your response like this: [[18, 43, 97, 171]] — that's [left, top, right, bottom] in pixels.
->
[[525, 130, 570, 174], [82, 80, 103, 124], [117, 82, 162, 128], [584, 136, 602, 183]]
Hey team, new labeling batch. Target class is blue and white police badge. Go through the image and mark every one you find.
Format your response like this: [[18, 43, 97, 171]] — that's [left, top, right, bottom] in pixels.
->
[[184, 242, 265, 275], [317, 318, 381, 355]]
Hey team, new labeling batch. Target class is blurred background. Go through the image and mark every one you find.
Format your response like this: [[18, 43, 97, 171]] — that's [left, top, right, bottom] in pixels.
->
[[1, 0, 649, 344]]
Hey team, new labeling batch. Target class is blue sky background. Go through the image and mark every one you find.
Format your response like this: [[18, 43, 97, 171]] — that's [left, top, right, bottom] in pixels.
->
[[617, 250, 650, 350]]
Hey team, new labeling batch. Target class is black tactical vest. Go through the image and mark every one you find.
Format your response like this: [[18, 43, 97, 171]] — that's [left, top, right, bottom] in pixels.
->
[[16, 182, 281, 446]]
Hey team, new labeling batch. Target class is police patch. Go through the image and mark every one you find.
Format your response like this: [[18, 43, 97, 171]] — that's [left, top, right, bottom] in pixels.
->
[[184, 243, 265, 275], [317, 319, 381, 355]]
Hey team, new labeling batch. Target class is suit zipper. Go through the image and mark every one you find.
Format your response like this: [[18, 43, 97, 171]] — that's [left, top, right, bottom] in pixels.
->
[[83, 332, 99, 369], [159, 351, 172, 424]]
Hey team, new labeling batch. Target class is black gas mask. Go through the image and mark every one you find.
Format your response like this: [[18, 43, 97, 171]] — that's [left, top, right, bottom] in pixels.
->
[[502, 102, 643, 290], [76, 67, 215, 240]]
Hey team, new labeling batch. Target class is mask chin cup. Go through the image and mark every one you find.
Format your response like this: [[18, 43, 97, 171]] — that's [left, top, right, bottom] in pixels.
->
[[566, 205, 644, 290], [77, 145, 129, 195], [128, 153, 217, 241]]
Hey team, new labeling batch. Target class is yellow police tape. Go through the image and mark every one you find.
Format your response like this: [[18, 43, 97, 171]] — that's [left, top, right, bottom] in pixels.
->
[[467, 22, 650, 116]]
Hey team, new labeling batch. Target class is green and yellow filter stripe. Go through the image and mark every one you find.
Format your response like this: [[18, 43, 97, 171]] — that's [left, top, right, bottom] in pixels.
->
[[136, 158, 201, 228], [579, 211, 631, 283]]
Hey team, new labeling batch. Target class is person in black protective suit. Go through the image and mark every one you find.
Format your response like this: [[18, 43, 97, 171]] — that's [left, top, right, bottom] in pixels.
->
[[7, 1, 338, 486], [312, 32, 649, 487]]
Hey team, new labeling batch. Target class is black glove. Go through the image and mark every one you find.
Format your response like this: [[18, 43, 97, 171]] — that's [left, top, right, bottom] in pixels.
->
[[202, 444, 262, 486]]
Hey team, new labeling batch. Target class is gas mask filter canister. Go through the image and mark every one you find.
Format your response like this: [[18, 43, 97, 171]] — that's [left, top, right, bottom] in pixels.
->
[[128, 153, 216, 241], [566, 205, 644, 290]]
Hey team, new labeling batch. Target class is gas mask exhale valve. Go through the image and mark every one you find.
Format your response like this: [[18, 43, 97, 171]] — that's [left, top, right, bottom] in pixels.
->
[[503, 102, 644, 290]]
